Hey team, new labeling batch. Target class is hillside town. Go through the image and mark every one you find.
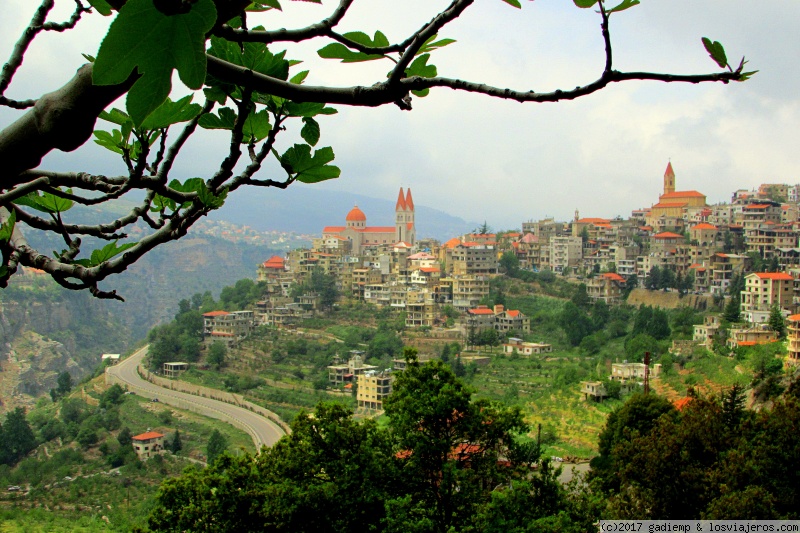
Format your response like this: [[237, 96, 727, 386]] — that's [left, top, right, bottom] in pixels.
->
[[231, 166, 797, 346]]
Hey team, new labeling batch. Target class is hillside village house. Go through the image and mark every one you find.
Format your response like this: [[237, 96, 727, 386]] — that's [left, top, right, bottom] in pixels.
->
[[727, 325, 779, 349], [787, 314, 800, 364], [586, 272, 626, 305], [694, 315, 721, 348], [464, 305, 531, 335], [740, 272, 794, 323], [202, 310, 254, 347], [132, 431, 165, 459], [503, 337, 552, 355], [357, 370, 393, 412]]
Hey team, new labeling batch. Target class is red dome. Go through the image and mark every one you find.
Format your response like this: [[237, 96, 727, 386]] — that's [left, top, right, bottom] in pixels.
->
[[346, 205, 366, 222]]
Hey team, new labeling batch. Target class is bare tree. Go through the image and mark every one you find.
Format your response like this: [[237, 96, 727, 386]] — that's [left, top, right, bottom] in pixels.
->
[[0, 0, 750, 299]]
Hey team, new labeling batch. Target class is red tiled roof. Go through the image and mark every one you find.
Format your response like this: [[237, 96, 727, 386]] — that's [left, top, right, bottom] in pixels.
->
[[444, 237, 461, 249], [744, 203, 772, 209], [323, 226, 346, 233], [788, 314, 800, 322], [211, 332, 234, 337], [661, 190, 705, 199], [262, 256, 285, 268], [203, 311, 229, 317], [692, 223, 717, 230], [753, 272, 794, 281], [405, 188, 414, 210], [132, 431, 164, 441], [395, 188, 407, 211], [653, 232, 684, 239], [506, 310, 521, 318], [576, 217, 610, 224], [673, 397, 692, 411], [346, 205, 367, 222], [468, 308, 495, 315], [652, 202, 688, 209], [419, 267, 440, 273], [601, 273, 626, 282]]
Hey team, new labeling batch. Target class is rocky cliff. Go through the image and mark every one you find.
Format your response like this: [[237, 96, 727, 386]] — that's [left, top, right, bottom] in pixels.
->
[[0, 279, 132, 415]]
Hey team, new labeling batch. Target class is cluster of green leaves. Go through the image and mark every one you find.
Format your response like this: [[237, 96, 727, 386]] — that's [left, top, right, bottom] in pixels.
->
[[592, 384, 800, 519]]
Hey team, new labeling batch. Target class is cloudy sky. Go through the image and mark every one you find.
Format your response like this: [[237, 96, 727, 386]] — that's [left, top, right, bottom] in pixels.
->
[[2, 0, 799, 230]]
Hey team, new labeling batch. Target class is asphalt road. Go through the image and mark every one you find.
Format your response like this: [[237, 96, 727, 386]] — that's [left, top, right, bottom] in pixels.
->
[[106, 346, 285, 450]]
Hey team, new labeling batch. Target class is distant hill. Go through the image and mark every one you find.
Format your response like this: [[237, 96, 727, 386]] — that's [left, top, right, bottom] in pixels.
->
[[206, 185, 474, 241]]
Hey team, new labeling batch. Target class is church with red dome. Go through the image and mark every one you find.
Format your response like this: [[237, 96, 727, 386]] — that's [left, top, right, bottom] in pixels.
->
[[321, 188, 416, 255]]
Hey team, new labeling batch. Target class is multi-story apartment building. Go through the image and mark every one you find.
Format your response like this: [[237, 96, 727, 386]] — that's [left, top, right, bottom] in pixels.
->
[[464, 304, 530, 334], [357, 371, 393, 411], [740, 272, 794, 323], [202, 310, 254, 347], [449, 243, 498, 276], [451, 275, 490, 311], [550, 236, 582, 273], [787, 313, 800, 363], [746, 224, 797, 258], [709, 252, 748, 296], [742, 202, 782, 237], [586, 272, 627, 305]]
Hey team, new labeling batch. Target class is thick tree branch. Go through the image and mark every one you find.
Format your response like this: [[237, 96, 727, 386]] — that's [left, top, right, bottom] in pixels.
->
[[0, 64, 134, 187]]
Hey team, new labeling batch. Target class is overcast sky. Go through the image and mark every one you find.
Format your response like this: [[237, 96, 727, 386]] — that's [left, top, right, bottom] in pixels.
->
[[2, 0, 799, 230]]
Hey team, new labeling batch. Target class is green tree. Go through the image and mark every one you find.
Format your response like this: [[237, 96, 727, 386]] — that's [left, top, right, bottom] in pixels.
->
[[590, 393, 676, 493], [149, 403, 398, 532], [117, 426, 133, 447], [767, 303, 786, 339], [169, 430, 183, 454], [384, 349, 529, 532], [723, 295, 742, 323], [206, 429, 228, 465], [646, 266, 662, 291], [499, 251, 520, 275], [0, 2, 747, 297], [0, 407, 37, 465], [560, 301, 594, 346], [207, 341, 227, 369]]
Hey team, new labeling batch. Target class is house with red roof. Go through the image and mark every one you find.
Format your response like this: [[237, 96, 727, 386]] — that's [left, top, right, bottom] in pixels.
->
[[740, 272, 795, 323], [586, 272, 627, 305], [203, 310, 254, 347], [132, 431, 165, 459], [464, 304, 530, 335]]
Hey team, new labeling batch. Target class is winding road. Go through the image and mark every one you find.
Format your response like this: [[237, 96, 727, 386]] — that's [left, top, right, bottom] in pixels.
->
[[106, 346, 285, 449]]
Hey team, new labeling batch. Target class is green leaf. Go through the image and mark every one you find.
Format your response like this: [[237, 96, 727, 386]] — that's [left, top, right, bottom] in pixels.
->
[[411, 88, 430, 98], [78, 240, 137, 267], [247, 0, 281, 12], [93, 0, 217, 126], [16, 190, 74, 214], [737, 70, 758, 82], [573, 0, 598, 7], [203, 86, 228, 104], [301, 118, 320, 146], [208, 34, 290, 80], [405, 54, 437, 79], [0, 210, 16, 243], [607, 0, 640, 13], [501, 0, 522, 8], [88, 0, 113, 16], [283, 101, 337, 118], [290, 70, 309, 84], [99, 108, 132, 126], [198, 107, 271, 143], [196, 183, 228, 209], [93, 130, 126, 155], [702, 37, 728, 69], [151, 193, 177, 213], [198, 107, 238, 130], [140, 95, 202, 130], [280, 145, 340, 183], [343, 31, 390, 48], [317, 43, 384, 63], [418, 35, 457, 55]]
